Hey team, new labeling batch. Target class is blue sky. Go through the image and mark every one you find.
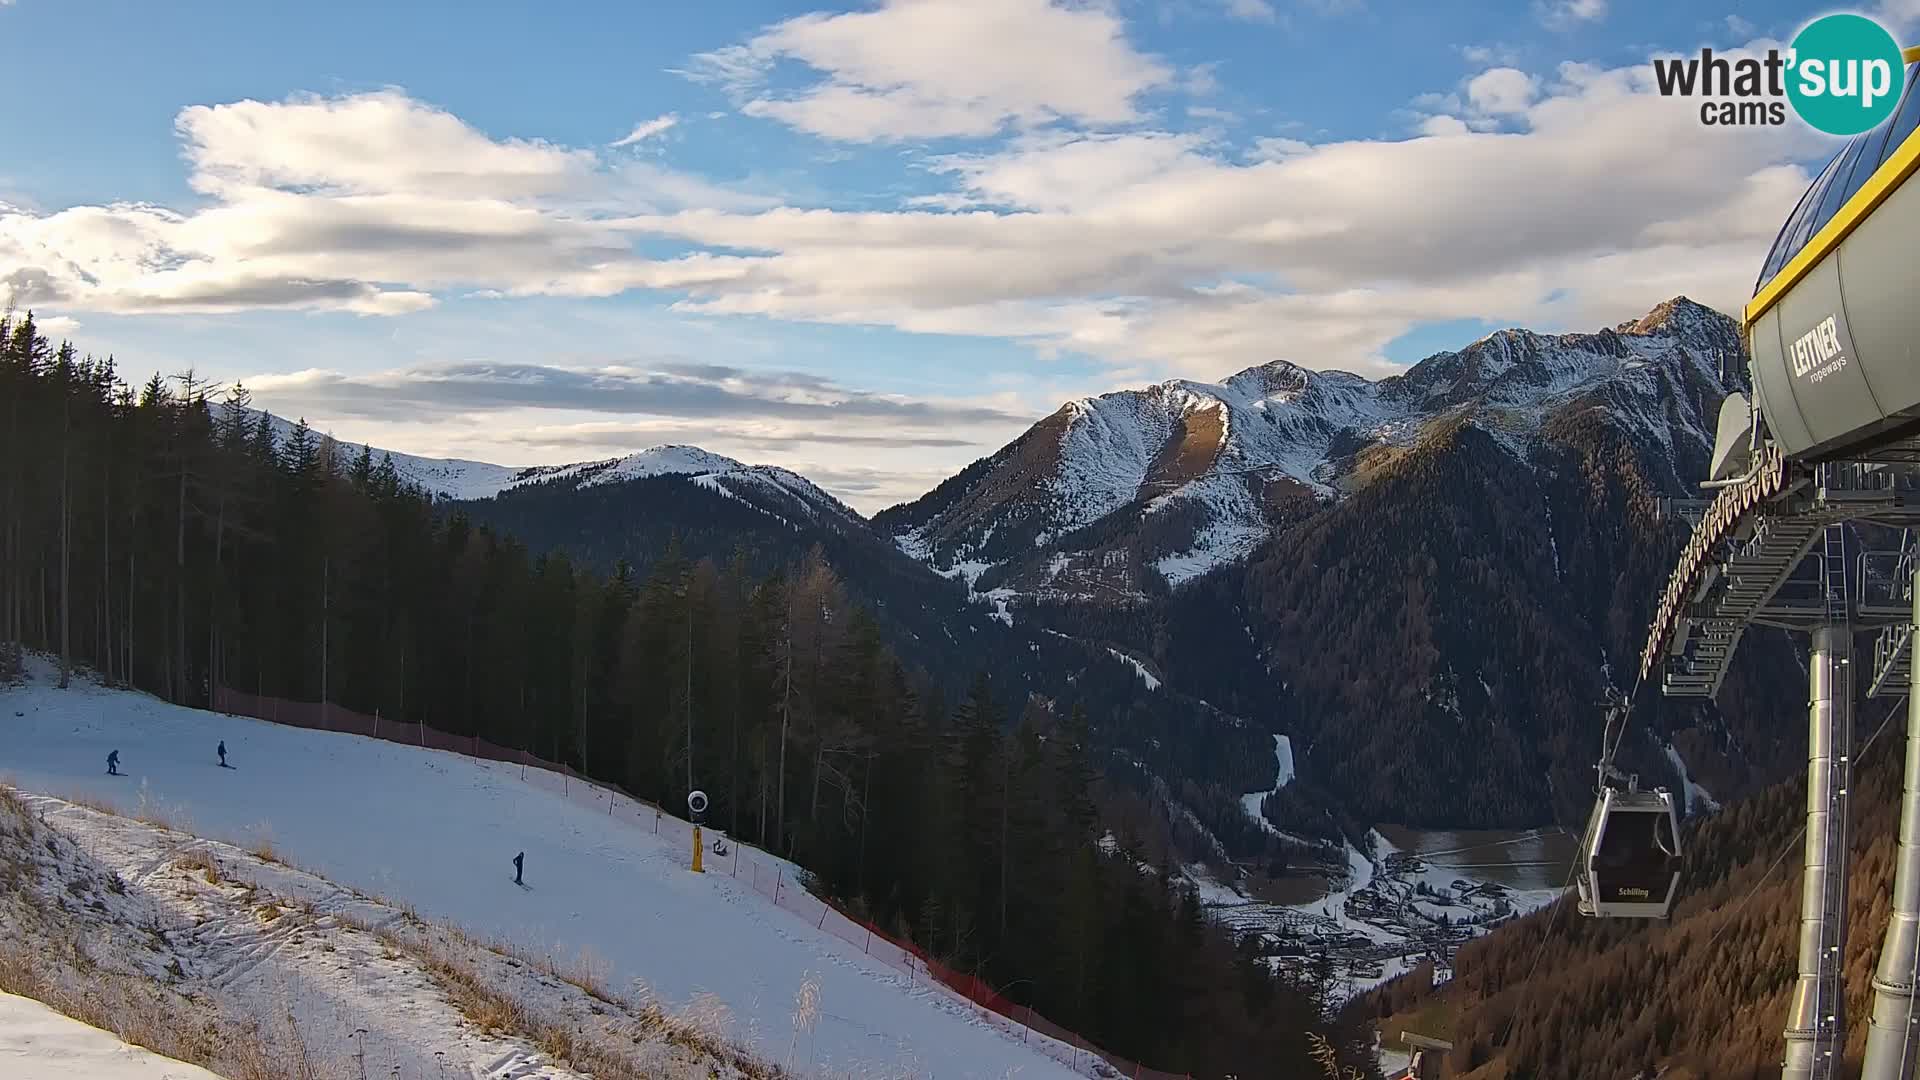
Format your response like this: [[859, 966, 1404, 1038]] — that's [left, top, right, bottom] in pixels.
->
[[0, 0, 1904, 509]]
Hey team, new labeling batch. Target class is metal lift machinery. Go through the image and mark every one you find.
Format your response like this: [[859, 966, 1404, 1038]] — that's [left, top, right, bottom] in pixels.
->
[[1575, 47, 1920, 1080]]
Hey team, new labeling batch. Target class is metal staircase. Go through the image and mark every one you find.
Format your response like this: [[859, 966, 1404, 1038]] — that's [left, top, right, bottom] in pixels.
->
[[1662, 465, 1920, 699], [1663, 513, 1835, 697], [1870, 530, 1918, 699]]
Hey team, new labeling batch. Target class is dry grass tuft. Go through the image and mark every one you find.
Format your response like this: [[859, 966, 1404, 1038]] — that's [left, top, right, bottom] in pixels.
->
[[133, 781, 191, 835], [1307, 1032, 1366, 1080], [338, 910, 785, 1079], [66, 792, 121, 817], [174, 847, 223, 885], [0, 783, 30, 822], [2, 895, 312, 1075], [0, 795, 345, 1079]]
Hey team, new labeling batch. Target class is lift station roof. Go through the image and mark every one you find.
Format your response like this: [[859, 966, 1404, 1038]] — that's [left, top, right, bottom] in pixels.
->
[[1746, 55, 1920, 462]]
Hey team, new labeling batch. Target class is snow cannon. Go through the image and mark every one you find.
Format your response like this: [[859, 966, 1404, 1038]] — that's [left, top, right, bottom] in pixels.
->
[[1744, 57, 1920, 462], [688, 790, 709, 874]]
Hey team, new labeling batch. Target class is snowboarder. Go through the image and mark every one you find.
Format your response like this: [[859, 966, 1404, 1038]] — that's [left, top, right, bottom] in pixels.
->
[[217, 741, 227, 768], [106, 750, 119, 776], [512, 851, 524, 886]]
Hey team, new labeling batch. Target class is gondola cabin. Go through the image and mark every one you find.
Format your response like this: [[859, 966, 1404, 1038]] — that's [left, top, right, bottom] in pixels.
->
[[1575, 787, 1682, 919]]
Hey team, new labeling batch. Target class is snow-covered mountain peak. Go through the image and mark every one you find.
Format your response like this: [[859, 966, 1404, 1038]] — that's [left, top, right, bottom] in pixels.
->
[[1614, 295, 1731, 339], [515, 444, 750, 489], [1219, 359, 1339, 403], [879, 297, 1745, 599], [244, 414, 853, 526]]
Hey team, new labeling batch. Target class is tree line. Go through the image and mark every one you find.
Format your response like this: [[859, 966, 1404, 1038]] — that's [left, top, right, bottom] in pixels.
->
[[0, 312, 1378, 1077]]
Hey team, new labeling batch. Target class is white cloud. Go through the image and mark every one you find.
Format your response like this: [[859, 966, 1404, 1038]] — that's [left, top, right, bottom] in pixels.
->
[[1537, 0, 1607, 29], [1223, 0, 1277, 23], [612, 114, 679, 146], [0, 91, 773, 318], [687, 0, 1171, 142], [1248, 135, 1312, 159], [1460, 43, 1520, 66], [1466, 67, 1540, 114], [178, 90, 598, 201], [1875, 0, 1920, 32], [241, 360, 1033, 512], [4, 46, 1827, 392], [1184, 61, 1223, 97], [606, 49, 1820, 377], [1188, 105, 1240, 123], [1724, 14, 1756, 38]]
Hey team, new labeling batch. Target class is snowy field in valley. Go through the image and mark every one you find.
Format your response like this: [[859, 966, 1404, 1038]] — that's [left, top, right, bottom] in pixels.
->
[[1, 663, 1084, 1080], [0, 991, 224, 1080], [1191, 732, 1571, 1007]]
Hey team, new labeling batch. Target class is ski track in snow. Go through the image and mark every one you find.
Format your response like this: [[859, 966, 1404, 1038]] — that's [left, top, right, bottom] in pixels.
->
[[1, 668, 1084, 1080]]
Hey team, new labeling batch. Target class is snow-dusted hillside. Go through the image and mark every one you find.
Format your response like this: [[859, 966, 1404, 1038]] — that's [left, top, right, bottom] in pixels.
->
[[876, 297, 1742, 598], [250, 411, 857, 524], [0, 665, 1082, 1080]]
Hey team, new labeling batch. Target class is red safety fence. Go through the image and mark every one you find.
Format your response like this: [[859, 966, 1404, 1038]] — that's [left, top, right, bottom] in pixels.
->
[[212, 688, 1190, 1080]]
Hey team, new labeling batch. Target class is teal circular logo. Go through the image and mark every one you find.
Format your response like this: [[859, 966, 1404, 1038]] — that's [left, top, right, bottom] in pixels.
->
[[1787, 14, 1907, 135]]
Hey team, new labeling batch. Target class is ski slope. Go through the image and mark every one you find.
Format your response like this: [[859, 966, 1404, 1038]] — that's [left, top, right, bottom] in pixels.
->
[[0, 992, 224, 1080], [0, 667, 1082, 1080]]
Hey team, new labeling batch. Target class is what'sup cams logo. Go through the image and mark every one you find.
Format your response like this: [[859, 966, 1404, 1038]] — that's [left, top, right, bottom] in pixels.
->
[[1654, 12, 1908, 134]]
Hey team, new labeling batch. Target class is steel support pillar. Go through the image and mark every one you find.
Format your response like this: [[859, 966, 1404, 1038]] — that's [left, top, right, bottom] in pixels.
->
[[1784, 625, 1854, 1080], [1863, 559, 1920, 1080]]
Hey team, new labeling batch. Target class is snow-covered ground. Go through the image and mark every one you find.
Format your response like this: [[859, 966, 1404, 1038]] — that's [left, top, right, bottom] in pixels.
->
[[1663, 742, 1722, 816], [1104, 649, 1160, 691], [1192, 818, 1570, 1006], [4, 787, 707, 1079], [1, 664, 1083, 1080], [1238, 734, 1294, 835], [0, 991, 225, 1080]]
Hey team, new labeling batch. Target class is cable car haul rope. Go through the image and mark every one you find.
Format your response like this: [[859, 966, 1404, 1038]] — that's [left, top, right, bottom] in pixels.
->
[[1564, 444, 1793, 922], [1549, 51, 1920, 1074]]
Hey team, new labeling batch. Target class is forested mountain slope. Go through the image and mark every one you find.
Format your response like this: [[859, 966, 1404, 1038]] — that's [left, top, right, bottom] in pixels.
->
[[1367, 693, 1911, 1078], [892, 299, 1806, 829], [0, 312, 1373, 1078]]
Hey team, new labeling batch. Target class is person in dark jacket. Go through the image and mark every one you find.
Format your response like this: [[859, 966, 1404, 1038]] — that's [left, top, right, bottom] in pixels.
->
[[217, 741, 227, 767], [106, 750, 120, 776], [513, 851, 524, 885]]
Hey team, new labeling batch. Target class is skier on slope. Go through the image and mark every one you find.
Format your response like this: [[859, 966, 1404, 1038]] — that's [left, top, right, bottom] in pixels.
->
[[217, 741, 227, 768], [106, 750, 120, 776], [513, 851, 524, 886]]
